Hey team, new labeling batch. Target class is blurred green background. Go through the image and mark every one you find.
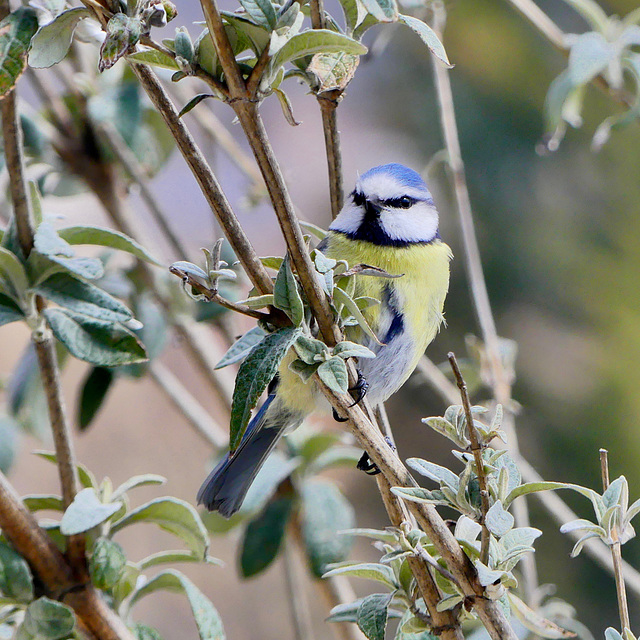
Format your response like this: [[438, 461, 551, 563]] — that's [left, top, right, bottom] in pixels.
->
[[4, 0, 640, 636]]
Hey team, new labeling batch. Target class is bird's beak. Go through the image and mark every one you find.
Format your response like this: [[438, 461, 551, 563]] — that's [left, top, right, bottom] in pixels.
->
[[364, 199, 383, 217]]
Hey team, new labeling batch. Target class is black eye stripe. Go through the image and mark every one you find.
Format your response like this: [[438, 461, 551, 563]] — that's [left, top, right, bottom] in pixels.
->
[[382, 196, 415, 209], [351, 190, 365, 206]]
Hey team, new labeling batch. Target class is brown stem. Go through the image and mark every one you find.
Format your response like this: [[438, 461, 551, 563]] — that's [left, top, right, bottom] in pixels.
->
[[448, 353, 491, 564], [600, 449, 631, 631], [128, 62, 273, 296]]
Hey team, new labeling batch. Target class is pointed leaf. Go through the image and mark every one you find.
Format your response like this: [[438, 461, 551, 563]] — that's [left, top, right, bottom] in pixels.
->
[[0, 541, 33, 603], [317, 356, 349, 394], [128, 47, 180, 70], [322, 562, 397, 588], [78, 366, 114, 430], [43, 308, 147, 366], [485, 500, 514, 537], [406, 457, 459, 489], [90, 537, 126, 589], [359, 0, 396, 22], [239, 0, 277, 30], [0, 7, 39, 98], [0, 246, 28, 301], [504, 481, 568, 507], [273, 255, 304, 325], [397, 15, 450, 66], [137, 550, 221, 570], [60, 488, 122, 535], [508, 591, 577, 638], [111, 474, 166, 501], [230, 326, 300, 451], [0, 292, 24, 326], [333, 285, 382, 344], [357, 592, 393, 640], [179, 93, 216, 117], [29, 8, 92, 68], [333, 341, 376, 359]]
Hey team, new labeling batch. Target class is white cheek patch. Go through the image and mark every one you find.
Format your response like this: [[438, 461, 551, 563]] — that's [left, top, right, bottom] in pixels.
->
[[328, 202, 364, 235], [379, 202, 439, 243], [357, 173, 432, 203]]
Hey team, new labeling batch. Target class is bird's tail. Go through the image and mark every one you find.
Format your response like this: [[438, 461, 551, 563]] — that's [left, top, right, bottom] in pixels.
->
[[197, 394, 302, 518]]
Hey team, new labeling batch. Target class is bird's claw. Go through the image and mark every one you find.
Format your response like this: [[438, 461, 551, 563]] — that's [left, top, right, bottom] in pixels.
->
[[332, 407, 349, 423], [357, 436, 396, 476], [349, 369, 369, 407]]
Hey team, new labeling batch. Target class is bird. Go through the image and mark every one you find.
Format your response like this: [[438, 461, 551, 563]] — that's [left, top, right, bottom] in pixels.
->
[[198, 163, 452, 517]]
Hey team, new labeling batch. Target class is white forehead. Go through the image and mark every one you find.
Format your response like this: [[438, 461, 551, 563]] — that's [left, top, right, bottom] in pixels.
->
[[356, 171, 433, 202]]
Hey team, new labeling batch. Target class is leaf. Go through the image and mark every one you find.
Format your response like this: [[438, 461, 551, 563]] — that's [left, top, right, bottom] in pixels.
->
[[99, 13, 142, 72], [359, 0, 397, 22], [0, 246, 28, 301], [0, 415, 18, 473], [34, 273, 133, 323], [43, 308, 147, 367], [273, 255, 304, 325], [111, 474, 166, 501], [323, 562, 397, 588], [90, 537, 126, 589], [214, 326, 267, 370], [229, 327, 300, 452], [239, 0, 277, 30], [397, 15, 450, 67], [390, 486, 448, 505], [357, 592, 393, 640], [270, 29, 367, 74], [504, 481, 571, 508], [240, 497, 292, 577], [317, 356, 349, 394], [58, 225, 161, 265], [34, 450, 97, 488], [333, 341, 376, 360], [128, 47, 180, 70], [0, 541, 33, 603], [60, 488, 123, 535], [179, 93, 216, 117], [28, 8, 92, 68], [308, 51, 359, 91], [129, 569, 225, 640], [568, 32, 614, 86], [485, 500, 514, 537], [508, 592, 577, 638], [22, 494, 64, 512], [300, 220, 327, 240], [301, 479, 355, 577], [137, 550, 221, 570], [273, 87, 300, 126], [132, 624, 163, 640], [78, 366, 114, 431], [474, 560, 505, 587], [222, 13, 271, 55], [333, 286, 382, 345], [0, 7, 39, 98], [19, 598, 75, 640], [0, 292, 24, 326], [111, 497, 209, 557], [406, 458, 459, 490]]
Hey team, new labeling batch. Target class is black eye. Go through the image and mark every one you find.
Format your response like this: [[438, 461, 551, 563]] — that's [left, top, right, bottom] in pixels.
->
[[352, 190, 365, 206], [398, 196, 413, 208]]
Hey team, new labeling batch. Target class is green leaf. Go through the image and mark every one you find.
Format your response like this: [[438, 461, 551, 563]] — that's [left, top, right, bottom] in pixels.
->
[[333, 341, 376, 360], [99, 13, 142, 72], [111, 497, 209, 557], [129, 569, 225, 640], [485, 500, 514, 537], [34, 450, 97, 488], [568, 32, 614, 86], [273, 255, 304, 326], [60, 488, 123, 535], [504, 481, 569, 508], [128, 47, 180, 70], [300, 220, 327, 241], [19, 597, 74, 640], [397, 14, 450, 67], [0, 541, 34, 603], [240, 497, 292, 577], [222, 13, 271, 55], [132, 624, 163, 640], [136, 550, 221, 570], [333, 286, 382, 345], [508, 591, 577, 639], [215, 326, 266, 369], [22, 494, 64, 512], [308, 51, 359, 91], [324, 562, 398, 588], [0, 7, 39, 98], [0, 415, 18, 473], [406, 458, 459, 489], [301, 479, 355, 577], [359, 0, 397, 22], [90, 537, 126, 589], [28, 8, 92, 68], [78, 366, 114, 431], [294, 334, 327, 364], [0, 246, 28, 302], [58, 225, 161, 265], [270, 30, 367, 75], [0, 292, 24, 326], [111, 474, 166, 501], [179, 93, 216, 117], [43, 308, 147, 367], [357, 592, 392, 640], [34, 273, 133, 323], [230, 327, 300, 452], [239, 0, 277, 30], [317, 356, 349, 394]]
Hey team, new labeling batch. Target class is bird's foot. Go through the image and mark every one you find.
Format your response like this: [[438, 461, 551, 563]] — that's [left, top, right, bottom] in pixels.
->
[[348, 369, 369, 407], [357, 436, 396, 476], [332, 407, 349, 423]]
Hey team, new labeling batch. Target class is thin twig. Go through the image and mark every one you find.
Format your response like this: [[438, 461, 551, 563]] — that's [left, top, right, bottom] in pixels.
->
[[448, 353, 490, 565], [149, 362, 227, 448], [600, 449, 631, 631]]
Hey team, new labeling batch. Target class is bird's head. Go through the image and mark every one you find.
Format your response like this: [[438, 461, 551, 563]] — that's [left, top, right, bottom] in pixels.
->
[[329, 163, 440, 247]]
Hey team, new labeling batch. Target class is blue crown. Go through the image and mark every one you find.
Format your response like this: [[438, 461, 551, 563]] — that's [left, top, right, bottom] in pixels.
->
[[361, 163, 429, 192]]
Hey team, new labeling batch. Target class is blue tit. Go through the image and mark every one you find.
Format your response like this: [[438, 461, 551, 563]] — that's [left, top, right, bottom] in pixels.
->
[[198, 163, 452, 517]]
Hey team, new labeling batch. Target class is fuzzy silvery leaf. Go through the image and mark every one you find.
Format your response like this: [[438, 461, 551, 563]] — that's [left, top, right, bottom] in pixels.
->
[[0, 292, 24, 326], [222, 13, 271, 55], [0, 7, 39, 97], [406, 458, 459, 490], [357, 592, 393, 640], [90, 537, 126, 589], [0, 246, 28, 303], [294, 334, 327, 364], [34, 451, 97, 488], [317, 356, 349, 394], [230, 327, 300, 451], [341, 528, 400, 544], [333, 285, 382, 344], [474, 561, 507, 588], [239, 0, 277, 29], [111, 497, 209, 557], [603, 475, 628, 511], [454, 515, 482, 544], [323, 562, 397, 589], [99, 13, 142, 72], [391, 486, 449, 506], [0, 541, 34, 603], [560, 518, 604, 537], [19, 597, 75, 640], [422, 416, 465, 447], [485, 500, 514, 537], [21, 494, 65, 511], [302, 480, 355, 576], [235, 293, 274, 309], [359, 0, 397, 22], [299, 220, 327, 240], [436, 594, 464, 612], [29, 8, 92, 68], [129, 570, 225, 640], [174, 27, 194, 63], [333, 341, 375, 360], [397, 14, 450, 67], [128, 48, 180, 70], [60, 488, 122, 535], [307, 51, 359, 91], [568, 32, 614, 86], [289, 359, 319, 382], [111, 474, 166, 501], [508, 591, 577, 639], [274, 254, 304, 325], [136, 550, 221, 571], [503, 481, 568, 509], [215, 326, 266, 370]]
